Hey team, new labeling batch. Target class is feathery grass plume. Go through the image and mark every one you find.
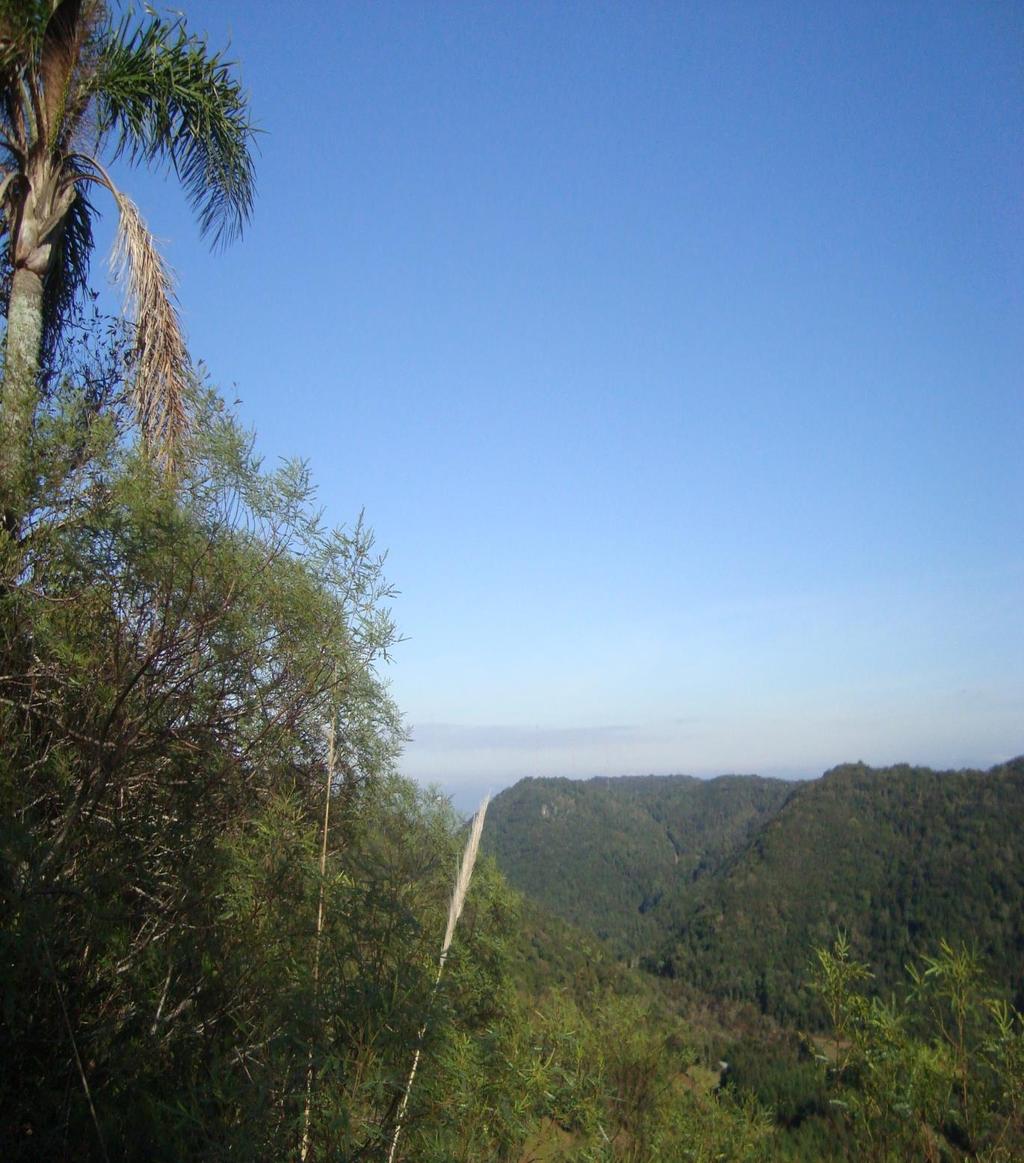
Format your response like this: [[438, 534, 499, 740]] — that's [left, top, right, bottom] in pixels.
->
[[112, 193, 191, 469], [387, 794, 490, 1163], [440, 794, 489, 966]]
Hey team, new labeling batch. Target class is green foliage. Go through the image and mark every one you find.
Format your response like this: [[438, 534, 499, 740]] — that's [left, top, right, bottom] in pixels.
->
[[666, 761, 1024, 1026], [485, 773, 792, 955], [811, 933, 1024, 1161], [723, 1035, 830, 1131], [814, 930, 872, 1071], [487, 763, 1024, 1027], [423, 981, 777, 1163], [0, 320, 401, 1157], [96, 8, 257, 245]]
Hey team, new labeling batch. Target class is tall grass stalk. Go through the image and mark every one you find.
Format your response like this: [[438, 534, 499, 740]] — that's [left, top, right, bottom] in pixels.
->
[[43, 932, 111, 1163], [386, 795, 490, 1163], [300, 718, 336, 1161]]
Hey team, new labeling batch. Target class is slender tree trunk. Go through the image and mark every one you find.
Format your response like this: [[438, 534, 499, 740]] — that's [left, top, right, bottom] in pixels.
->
[[1, 264, 45, 527]]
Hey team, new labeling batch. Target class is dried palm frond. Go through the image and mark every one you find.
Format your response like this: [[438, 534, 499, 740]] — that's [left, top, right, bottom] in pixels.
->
[[111, 192, 189, 469]]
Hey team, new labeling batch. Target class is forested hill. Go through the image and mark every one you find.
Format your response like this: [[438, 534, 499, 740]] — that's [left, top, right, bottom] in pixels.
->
[[484, 773, 794, 953], [485, 760, 1024, 1024]]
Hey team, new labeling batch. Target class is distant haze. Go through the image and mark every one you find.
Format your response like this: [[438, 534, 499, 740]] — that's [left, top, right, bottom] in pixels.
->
[[405, 713, 1021, 812]]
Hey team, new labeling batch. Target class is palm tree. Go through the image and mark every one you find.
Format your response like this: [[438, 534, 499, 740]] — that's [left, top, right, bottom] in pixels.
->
[[0, 0, 255, 520]]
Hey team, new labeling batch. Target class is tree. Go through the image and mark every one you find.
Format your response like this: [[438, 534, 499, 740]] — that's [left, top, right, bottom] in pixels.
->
[[0, 329, 406, 1158], [0, 0, 255, 521]]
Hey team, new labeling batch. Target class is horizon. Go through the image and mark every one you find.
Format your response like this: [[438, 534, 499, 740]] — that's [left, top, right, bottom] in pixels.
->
[[437, 751, 1022, 814]]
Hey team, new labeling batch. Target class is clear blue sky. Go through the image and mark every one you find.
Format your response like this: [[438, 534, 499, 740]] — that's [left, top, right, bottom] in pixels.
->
[[103, 2, 1022, 807]]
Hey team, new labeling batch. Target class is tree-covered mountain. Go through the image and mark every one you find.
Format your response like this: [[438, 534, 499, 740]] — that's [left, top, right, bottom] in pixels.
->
[[661, 759, 1024, 1024], [486, 761, 1024, 1025], [484, 773, 793, 955]]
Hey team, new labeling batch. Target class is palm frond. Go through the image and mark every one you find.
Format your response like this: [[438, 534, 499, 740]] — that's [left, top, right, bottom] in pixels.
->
[[93, 12, 256, 248], [40, 0, 102, 148], [0, 2, 41, 146], [112, 193, 190, 467], [39, 0, 82, 141]]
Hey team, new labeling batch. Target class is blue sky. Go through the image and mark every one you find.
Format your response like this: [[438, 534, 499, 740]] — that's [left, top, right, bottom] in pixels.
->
[[101, 2, 1021, 806]]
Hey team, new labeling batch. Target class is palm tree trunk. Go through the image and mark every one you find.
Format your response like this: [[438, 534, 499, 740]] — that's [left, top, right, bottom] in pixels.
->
[[1, 264, 45, 526]]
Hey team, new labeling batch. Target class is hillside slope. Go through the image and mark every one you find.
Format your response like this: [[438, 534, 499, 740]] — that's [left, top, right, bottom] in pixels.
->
[[484, 773, 793, 954], [661, 758, 1024, 1023], [486, 760, 1024, 1025]]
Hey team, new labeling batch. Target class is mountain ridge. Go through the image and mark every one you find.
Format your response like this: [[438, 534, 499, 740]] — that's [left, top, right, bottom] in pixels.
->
[[485, 757, 1024, 1024]]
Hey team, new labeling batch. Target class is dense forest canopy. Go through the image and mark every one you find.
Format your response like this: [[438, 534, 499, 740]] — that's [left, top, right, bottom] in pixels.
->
[[487, 761, 1024, 1024]]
